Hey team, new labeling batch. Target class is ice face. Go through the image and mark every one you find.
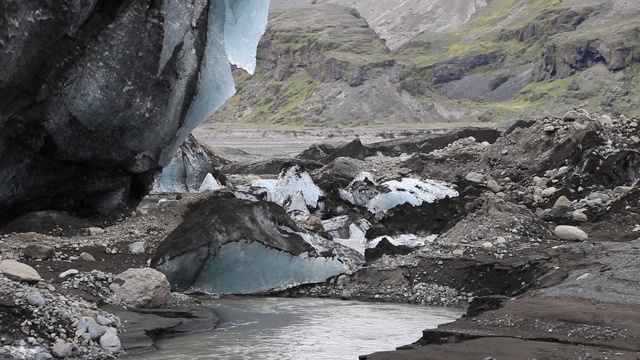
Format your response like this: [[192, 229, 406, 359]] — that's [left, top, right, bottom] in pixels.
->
[[368, 178, 458, 214], [160, 0, 269, 165], [339, 172, 379, 207], [322, 216, 371, 255], [223, 0, 269, 74], [191, 241, 349, 294]]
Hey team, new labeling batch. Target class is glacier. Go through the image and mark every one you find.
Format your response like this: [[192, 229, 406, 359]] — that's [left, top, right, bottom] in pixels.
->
[[157, 0, 269, 184]]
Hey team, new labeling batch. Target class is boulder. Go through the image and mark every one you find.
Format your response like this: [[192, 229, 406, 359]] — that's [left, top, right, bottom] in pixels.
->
[[110, 268, 171, 308], [554, 225, 588, 241], [466, 172, 486, 183], [0, 260, 41, 282], [51, 339, 72, 358], [23, 244, 55, 260], [99, 328, 122, 353]]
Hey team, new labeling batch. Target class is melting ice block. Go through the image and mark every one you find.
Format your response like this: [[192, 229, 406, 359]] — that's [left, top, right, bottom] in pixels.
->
[[340, 172, 458, 217], [199, 173, 224, 192], [244, 165, 324, 216], [275, 165, 323, 208]]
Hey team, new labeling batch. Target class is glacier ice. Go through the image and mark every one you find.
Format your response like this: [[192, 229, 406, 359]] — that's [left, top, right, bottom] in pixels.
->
[[322, 216, 371, 255], [368, 234, 438, 250], [339, 172, 379, 208], [151, 136, 220, 194], [160, 0, 270, 166], [285, 192, 311, 221], [244, 166, 324, 216], [191, 241, 350, 294], [340, 173, 458, 217], [199, 173, 224, 192], [275, 165, 324, 208], [223, 0, 270, 74]]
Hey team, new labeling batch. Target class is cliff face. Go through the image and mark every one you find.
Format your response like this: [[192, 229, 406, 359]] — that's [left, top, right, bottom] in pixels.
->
[[209, 0, 640, 127]]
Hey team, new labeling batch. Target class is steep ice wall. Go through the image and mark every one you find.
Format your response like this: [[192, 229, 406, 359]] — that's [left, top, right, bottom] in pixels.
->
[[160, 0, 270, 165]]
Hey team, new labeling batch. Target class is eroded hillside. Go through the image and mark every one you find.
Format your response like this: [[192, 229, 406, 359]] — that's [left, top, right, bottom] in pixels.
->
[[207, 0, 640, 127]]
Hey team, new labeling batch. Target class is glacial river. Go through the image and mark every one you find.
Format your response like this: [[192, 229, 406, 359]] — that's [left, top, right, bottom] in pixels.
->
[[132, 297, 463, 360]]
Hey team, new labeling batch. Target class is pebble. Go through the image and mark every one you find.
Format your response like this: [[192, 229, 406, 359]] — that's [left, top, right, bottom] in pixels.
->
[[129, 241, 147, 254], [88, 227, 105, 236], [541, 187, 557, 197], [486, 179, 502, 193], [572, 209, 588, 222], [27, 291, 45, 307]]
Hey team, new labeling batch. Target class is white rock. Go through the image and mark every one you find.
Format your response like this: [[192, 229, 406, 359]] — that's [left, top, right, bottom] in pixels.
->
[[482, 242, 494, 249], [99, 328, 121, 353], [576, 273, 591, 280], [541, 187, 557, 197], [110, 268, 171, 308], [0, 260, 41, 282], [59, 269, 79, 279], [129, 242, 147, 255], [554, 225, 588, 241], [466, 172, 486, 183], [80, 252, 96, 261]]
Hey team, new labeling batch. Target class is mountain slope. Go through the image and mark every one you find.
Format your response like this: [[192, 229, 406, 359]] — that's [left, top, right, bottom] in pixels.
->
[[206, 0, 640, 128]]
